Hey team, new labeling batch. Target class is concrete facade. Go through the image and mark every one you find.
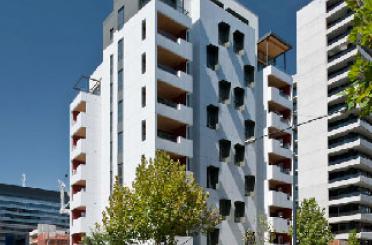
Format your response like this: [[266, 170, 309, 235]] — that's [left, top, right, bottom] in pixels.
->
[[69, 0, 293, 244], [296, 0, 372, 242]]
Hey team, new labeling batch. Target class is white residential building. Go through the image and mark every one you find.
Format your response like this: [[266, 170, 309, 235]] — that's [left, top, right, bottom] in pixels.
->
[[296, 0, 372, 243], [69, 0, 293, 244]]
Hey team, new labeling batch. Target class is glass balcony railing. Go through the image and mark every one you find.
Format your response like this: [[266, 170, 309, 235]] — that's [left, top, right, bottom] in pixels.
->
[[160, 0, 189, 15]]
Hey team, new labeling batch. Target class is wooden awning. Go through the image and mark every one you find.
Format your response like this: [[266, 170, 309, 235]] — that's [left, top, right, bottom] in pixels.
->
[[258, 32, 292, 65]]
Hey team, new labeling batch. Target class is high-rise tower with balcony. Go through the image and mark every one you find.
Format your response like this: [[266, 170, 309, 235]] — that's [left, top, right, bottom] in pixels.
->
[[296, 0, 372, 243], [69, 0, 294, 244]]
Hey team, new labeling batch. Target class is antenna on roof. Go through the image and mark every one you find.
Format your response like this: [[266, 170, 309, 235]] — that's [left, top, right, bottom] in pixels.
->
[[21, 174, 26, 187]]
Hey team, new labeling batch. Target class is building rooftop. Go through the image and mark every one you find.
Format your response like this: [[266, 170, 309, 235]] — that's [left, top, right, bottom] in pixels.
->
[[257, 32, 292, 66], [0, 183, 61, 203]]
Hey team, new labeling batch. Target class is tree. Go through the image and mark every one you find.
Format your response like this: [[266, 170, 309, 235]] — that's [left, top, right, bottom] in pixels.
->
[[348, 230, 359, 245], [84, 151, 221, 245], [344, 0, 372, 116], [291, 198, 333, 245], [244, 214, 273, 245]]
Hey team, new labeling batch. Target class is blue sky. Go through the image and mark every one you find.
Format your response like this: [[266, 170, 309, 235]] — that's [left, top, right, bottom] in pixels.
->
[[0, 0, 310, 190]]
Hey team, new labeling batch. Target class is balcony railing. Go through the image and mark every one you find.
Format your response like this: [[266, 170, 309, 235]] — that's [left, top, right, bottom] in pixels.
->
[[158, 130, 178, 142], [158, 64, 179, 76], [158, 97, 179, 109], [329, 133, 372, 149], [160, 0, 189, 15], [328, 115, 358, 131], [328, 45, 356, 63], [327, 10, 353, 29], [327, 0, 344, 12], [328, 27, 352, 46], [329, 151, 372, 166]]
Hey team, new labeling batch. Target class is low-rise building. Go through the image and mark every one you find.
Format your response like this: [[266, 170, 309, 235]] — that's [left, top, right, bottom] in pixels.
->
[[29, 224, 69, 245]]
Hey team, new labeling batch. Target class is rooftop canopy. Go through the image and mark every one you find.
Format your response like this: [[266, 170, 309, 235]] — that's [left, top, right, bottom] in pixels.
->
[[257, 32, 292, 66]]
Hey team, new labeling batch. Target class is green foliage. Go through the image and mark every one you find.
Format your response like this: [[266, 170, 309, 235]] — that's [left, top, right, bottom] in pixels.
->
[[84, 151, 221, 245], [344, 0, 372, 116], [244, 214, 273, 245], [291, 198, 333, 245], [348, 230, 359, 245]]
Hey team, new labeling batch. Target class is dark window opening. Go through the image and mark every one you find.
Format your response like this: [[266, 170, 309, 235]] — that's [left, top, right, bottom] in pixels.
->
[[219, 139, 231, 162], [207, 229, 219, 245], [142, 20, 146, 40], [234, 87, 245, 109], [118, 163, 123, 185], [141, 53, 146, 74], [219, 199, 231, 217], [207, 166, 219, 189], [244, 65, 255, 86], [234, 144, 245, 165], [207, 44, 219, 70], [218, 22, 230, 46], [234, 201, 245, 222], [139, 0, 151, 9], [233, 30, 244, 53], [207, 105, 219, 129], [142, 120, 146, 141], [109, 28, 114, 41], [245, 120, 255, 139], [142, 86, 146, 107], [118, 39, 124, 62], [245, 175, 255, 196], [118, 6, 125, 30], [118, 69, 124, 96], [219, 80, 231, 103], [210, 0, 224, 8]]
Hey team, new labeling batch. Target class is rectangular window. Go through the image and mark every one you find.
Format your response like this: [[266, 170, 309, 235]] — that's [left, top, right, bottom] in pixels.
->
[[110, 55, 114, 83], [141, 53, 146, 74], [118, 100, 123, 125], [218, 22, 230, 46], [118, 163, 123, 185], [109, 28, 114, 41], [219, 139, 231, 162], [234, 87, 245, 109], [244, 65, 255, 86], [219, 199, 231, 217], [207, 105, 219, 129], [234, 201, 245, 222], [218, 80, 231, 103], [118, 39, 124, 62], [233, 30, 245, 54], [118, 132, 123, 162], [142, 120, 146, 141], [234, 144, 245, 165], [142, 86, 146, 107], [207, 229, 219, 245], [142, 20, 146, 40], [245, 175, 255, 196], [118, 69, 124, 96], [206, 44, 219, 70], [207, 166, 219, 189], [245, 120, 255, 139], [118, 6, 125, 30]]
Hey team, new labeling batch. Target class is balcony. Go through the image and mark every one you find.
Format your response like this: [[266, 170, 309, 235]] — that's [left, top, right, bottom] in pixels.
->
[[268, 165, 292, 185], [329, 213, 372, 224], [327, 1, 347, 18], [265, 65, 293, 87], [70, 190, 88, 210], [156, 100, 193, 126], [268, 190, 292, 209], [268, 87, 292, 112], [267, 112, 291, 135], [71, 139, 87, 162], [269, 217, 290, 234], [71, 216, 88, 235], [157, 66, 192, 93], [71, 164, 87, 186], [156, 133, 193, 158], [328, 46, 357, 71], [71, 113, 87, 138], [328, 135, 372, 156], [327, 14, 354, 37], [158, 0, 191, 19], [267, 138, 292, 160], [70, 92, 87, 113], [329, 194, 372, 206], [329, 154, 372, 173], [329, 118, 372, 138], [328, 174, 372, 189]]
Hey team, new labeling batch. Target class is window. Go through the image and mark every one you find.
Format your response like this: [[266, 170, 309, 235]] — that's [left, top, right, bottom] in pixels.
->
[[245, 120, 255, 139], [118, 39, 124, 62], [234, 144, 245, 165], [118, 163, 123, 185], [141, 53, 146, 74], [219, 139, 231, 162], [219, 199, 231, 217], [118, 100, 123, 125], [234, 201, 245, 222], [245, 175, 255, 196], [118, 6, 125, 30], [219, 80, 231, 103], [207, 229, 219, 245], [207, 166, 219, 189], [233, 30, 244, 54], [244, 65, 254, 86], [142, 120, 146, 141], [118, 132, 123, 162], [206, 44, 219, 70], [234, 87, 245, 109], [142, 20, 146, 40], [218, 22, 230, 46], [110, 55, 114, 83], [109, 28, 114, 41], [118, 69, 124, 96], [139, 0, 150, 8], [142, 87, 146, 107], [207, 105, 219, 129]]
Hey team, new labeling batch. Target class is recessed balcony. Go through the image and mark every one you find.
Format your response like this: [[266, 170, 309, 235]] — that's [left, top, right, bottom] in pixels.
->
[[268, 217, 291, 234], [70, 92, 87, 114], [265, 65, 292, 88], [328, 118, 372, 139], [268, 165, 292, 185], [327, 14, 354, 37], [268, 87, 292, 112], [328, 47, 357, 70], [71, 113, 87, 138], [268, 190, 292, 210], [71, 216, 87, 235], [267, 112, 291, 135], [70, 189, 88, 210], [328, 135, 372, 156], [267, 138, 292, 160], [327, 0, 347, 18], [157, 0, 192, 23], [328, 174, 372, 189], [71, 164, 87, 186], [329, 154, 372, 173], [71, 139, 87, 162]]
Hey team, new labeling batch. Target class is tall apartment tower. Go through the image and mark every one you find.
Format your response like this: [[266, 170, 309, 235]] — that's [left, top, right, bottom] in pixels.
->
[[69, 0, 293, 244], [297, 0, 372, 243]]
